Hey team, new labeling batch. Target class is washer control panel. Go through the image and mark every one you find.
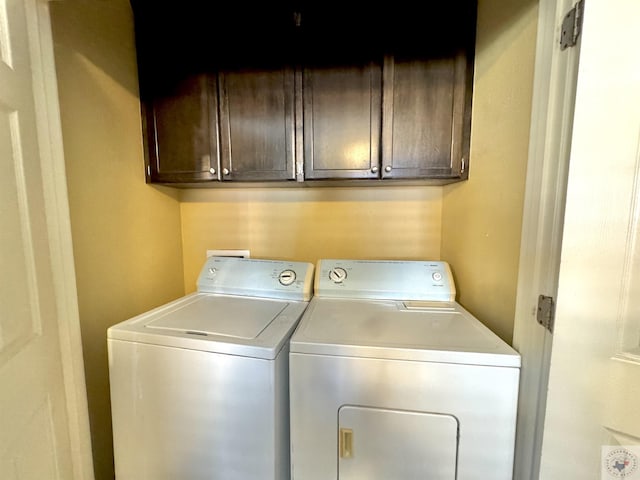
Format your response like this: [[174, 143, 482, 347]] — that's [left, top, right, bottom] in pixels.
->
[[316, 259, 455, 302], [197, 257, 314, 301]]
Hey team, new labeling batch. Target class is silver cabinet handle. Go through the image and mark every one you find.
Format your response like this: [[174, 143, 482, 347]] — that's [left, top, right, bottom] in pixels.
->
[[223, 168, 230, 176], [371, 166, 379, 173], [209, 167, 216, 175], [384, 165, 392, 173]]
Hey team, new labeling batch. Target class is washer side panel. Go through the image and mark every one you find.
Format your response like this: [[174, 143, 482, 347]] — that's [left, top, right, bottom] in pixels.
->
[[109, 340, 284, 480]]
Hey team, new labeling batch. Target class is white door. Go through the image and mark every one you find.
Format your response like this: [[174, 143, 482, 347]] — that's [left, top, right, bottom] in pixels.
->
[[539, 0, 640, 478], [0, 0, 93, 479]]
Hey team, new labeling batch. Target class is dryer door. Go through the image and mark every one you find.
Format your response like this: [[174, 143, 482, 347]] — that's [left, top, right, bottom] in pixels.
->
[[338, 406, 458, 479]]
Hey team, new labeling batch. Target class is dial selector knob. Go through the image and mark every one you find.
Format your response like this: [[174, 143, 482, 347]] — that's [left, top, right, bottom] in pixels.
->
[[278, 269, 297, 286], [328, 267, 348, 284]]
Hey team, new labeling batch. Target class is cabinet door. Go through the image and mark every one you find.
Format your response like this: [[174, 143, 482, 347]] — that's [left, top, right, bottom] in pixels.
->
[[381, 2, 475, 181], [303, 63, 382, 180], [218, 68, 296, 181], [381, 53, 471, 179], [143, 75, 219, 183]]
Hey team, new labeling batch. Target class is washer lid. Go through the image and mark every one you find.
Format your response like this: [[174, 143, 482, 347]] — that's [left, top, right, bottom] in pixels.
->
[[290, 298, 521, 367], [145, 295, 287, 339], [108, 293, 309, 359]]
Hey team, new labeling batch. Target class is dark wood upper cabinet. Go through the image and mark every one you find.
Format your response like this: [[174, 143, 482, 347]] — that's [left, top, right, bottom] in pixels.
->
[[133, 1, 299, 184], [131, 1, 477, 186], [143, 74, 218, 183], [381, 52, 471, 180], [218, 68, 296, 181], [379, 2, 476, 181], [302, 63, 382, 180]]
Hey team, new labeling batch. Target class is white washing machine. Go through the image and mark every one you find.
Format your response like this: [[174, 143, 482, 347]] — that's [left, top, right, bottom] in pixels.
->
[[108, 256, 314, 480], [289, 259, 521, 480]]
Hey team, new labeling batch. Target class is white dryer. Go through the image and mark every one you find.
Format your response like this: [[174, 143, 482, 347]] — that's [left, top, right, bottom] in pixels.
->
[[108, 256, 314, 480], [289, 259, 521, 480]]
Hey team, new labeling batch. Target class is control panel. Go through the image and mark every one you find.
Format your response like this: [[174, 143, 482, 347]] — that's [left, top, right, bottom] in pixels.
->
[[197, 257, 315, 301], [315, 259, 456, 302]]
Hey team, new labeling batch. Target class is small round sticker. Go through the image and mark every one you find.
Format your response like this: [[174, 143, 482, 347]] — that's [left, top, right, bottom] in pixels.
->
[[605, 447, 639, 478]]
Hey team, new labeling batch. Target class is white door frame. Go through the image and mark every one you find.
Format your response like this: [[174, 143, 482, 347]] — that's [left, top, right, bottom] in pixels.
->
[[25, 0, 93, 477], [511, 0, 581, 478]]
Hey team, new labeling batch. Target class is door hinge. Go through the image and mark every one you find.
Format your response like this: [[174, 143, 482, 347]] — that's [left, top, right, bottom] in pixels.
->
[[560, 0, 585, 50], [537, 295, 555, 333]]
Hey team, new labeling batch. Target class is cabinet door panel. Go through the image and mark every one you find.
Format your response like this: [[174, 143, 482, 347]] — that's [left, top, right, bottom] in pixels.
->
[[382, 54, 469, 179], [144, 75, 218, 183], [218, 68, 295, 181], [303, 64, 382, 180]]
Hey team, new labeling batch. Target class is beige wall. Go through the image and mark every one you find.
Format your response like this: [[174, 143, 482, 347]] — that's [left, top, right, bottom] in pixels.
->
[[50, 2, 185, 479], [180, 186, 442, 292], [442, 0, 539, 343]]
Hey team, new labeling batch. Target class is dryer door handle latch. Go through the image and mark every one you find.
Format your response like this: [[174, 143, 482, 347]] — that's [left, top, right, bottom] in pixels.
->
[[339, 428, 353, 459]]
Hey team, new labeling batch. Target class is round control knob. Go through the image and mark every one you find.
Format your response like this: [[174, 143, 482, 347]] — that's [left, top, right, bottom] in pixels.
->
[[328, 267, 348, 284], [432, 271, 442, 281], [208, 267, 217, 275], [278, 269, 297, 286]]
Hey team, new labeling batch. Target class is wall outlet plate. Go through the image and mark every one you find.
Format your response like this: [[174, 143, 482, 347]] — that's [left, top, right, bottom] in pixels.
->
[[206, 249, 250, 258]]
